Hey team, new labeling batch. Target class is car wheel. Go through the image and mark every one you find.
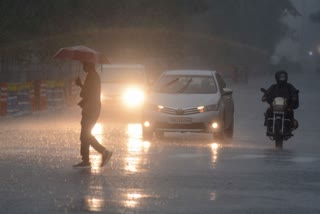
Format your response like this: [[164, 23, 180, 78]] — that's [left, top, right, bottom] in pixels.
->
[[155, 131, 165, 139], [224, 119, 234, 138]]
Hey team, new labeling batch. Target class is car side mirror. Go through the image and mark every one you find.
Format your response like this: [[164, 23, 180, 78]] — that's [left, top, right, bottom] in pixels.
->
[[222, 88, 233, 96]]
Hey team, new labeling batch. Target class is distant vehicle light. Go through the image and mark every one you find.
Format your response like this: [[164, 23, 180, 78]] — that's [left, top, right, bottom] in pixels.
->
[[122, 87, 145, 108]]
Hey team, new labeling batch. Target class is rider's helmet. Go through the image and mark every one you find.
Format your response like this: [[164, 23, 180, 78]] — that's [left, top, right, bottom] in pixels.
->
[[275, 70, 288, 85]]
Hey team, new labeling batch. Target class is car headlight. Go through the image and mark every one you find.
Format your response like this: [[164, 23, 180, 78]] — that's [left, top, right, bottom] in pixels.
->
[[197, 104, 219, 112], [146, 104, 162, 112], [122, 88, 145, 107]]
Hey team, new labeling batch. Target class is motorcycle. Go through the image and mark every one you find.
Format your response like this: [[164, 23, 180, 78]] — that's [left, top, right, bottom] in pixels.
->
[[261, 88, 293, 148]]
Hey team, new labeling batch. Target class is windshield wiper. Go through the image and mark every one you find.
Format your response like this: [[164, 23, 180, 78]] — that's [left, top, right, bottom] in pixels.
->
[[159, 77, 180, 91], [177, 78, 193, 93]]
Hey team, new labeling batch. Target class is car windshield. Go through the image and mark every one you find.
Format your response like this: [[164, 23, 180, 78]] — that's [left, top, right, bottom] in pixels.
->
[[100, 67, 145, 84], [152, 75, 217, 94]]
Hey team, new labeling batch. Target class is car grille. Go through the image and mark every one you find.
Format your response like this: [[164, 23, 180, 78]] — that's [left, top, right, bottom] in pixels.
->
[[155, 122, 206, 130], [161, 106, 200, 115]]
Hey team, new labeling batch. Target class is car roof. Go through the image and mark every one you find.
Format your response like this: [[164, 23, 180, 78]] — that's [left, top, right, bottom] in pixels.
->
[[163, 70, 216, 76]]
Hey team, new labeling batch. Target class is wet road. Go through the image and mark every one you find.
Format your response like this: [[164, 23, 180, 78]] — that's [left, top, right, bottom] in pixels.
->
[[1, 74, 320, 213]]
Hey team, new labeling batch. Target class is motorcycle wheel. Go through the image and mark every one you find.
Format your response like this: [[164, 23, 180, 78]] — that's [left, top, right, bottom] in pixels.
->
[[274, 119, 283, 148]]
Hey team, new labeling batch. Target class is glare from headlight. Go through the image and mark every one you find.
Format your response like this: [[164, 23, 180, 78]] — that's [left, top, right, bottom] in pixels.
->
[[144, 121, 150, 127], [212, 122, 219, 129], [122, 88, 145, 107], [100, 94, 107, 101], [211, 143, 219, 150], [197, 106, 205, 113], [157, 105, 164, 112]]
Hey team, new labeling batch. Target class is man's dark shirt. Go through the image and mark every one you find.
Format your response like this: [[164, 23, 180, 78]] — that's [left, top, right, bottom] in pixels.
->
[[79, 71, 101, 116]]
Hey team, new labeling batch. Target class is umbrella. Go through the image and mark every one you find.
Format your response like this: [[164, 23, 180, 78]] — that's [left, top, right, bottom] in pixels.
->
[[53, 45, 110, 64]]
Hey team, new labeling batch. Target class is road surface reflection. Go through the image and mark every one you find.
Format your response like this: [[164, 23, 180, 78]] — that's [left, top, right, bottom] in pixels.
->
[[90, 123, 105, 173], [84, 195, 104, 212], [210, 142, 220, 167], [125, 124, 151, 173], [83, 123, 224, 211], [81, 123, 107, 211]]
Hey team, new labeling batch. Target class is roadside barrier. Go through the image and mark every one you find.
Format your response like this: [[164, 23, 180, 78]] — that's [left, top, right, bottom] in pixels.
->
[[29, 82, 36, 112], [63, 80, 72, 106], [17, 82, 32, 115], [40, 80, 47, 111], [46, 81, 65, 110], [0, 83, 7, 116], [55, 81, 65, 110], [71, 80, 81, 105], [0, 79, 72, 118], [6, 83, 19, 115], [33, 80, 47, 111], [46, 80, 56, 110], [34, 80, 41, 111], [62, 79, 81, 107]]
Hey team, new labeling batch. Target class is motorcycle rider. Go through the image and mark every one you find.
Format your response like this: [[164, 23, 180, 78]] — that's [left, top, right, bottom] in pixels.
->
[[262, 70, 299, 131]]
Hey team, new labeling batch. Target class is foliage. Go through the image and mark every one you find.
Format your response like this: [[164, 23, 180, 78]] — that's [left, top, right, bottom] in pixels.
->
[[0, 0, 295, 66]]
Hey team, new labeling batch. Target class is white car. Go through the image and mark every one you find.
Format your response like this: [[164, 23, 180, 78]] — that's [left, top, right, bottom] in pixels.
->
[[142, 70, 234, 139]]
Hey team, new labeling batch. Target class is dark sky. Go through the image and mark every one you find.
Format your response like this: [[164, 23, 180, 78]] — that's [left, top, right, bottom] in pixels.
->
[[273, 0, 320, 64]]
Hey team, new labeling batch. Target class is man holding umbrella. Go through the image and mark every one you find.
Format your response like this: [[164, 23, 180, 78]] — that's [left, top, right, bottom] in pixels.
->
[[73, 61, 112, 168], [54, 45, 112, 168]]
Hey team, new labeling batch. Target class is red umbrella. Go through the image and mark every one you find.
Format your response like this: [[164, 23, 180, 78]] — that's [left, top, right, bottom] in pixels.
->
[[53, 45, 110, 64]]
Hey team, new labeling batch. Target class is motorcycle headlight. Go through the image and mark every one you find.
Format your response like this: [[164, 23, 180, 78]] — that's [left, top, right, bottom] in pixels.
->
[[198, 104, 219, 112], [122, 88, 145, 108]]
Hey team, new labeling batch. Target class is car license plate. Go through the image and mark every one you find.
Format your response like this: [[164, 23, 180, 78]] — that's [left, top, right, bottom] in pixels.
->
[[169, 117, 192, 124]]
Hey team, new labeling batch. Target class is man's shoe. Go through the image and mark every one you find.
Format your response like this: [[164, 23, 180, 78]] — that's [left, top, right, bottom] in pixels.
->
[[101, 150, 113, 167], [73, 161, 91, 169]]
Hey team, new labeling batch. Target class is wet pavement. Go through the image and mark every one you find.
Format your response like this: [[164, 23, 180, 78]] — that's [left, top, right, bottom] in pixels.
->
[[1, 73, 320, 213]]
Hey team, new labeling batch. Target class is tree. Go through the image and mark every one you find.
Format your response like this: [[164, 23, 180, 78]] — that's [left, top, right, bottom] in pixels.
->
[[0, 0, 296, 68]]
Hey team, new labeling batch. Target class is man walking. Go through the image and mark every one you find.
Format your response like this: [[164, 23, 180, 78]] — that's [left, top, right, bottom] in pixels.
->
[[73, 62, 112, 168]]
